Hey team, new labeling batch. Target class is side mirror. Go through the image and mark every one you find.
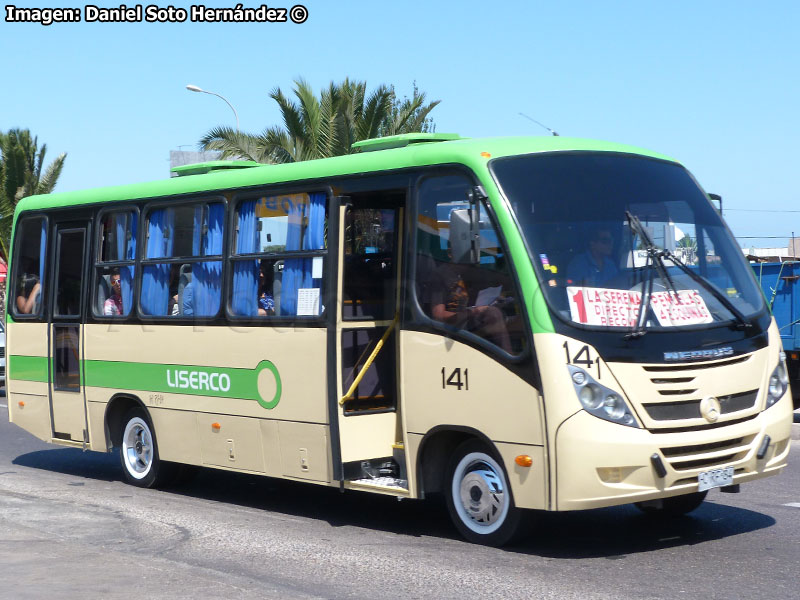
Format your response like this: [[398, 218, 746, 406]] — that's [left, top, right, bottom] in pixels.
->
[[449, 209, 473, 264]]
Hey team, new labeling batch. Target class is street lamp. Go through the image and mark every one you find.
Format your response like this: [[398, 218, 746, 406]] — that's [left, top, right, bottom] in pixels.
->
[[186, 84, 240, 131]]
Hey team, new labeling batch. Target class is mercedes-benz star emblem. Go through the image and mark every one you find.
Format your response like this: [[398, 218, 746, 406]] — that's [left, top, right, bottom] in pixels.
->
[[699, 396, 722, 423]]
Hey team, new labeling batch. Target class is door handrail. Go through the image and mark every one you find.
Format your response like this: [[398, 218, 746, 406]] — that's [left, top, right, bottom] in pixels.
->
[[340, 313, 399, 405]]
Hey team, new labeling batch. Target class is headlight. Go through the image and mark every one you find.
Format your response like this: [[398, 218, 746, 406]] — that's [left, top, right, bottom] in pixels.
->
[[568, 365, 640, 428], [766, 360, 789, 408], [579, 384, 604, 410]]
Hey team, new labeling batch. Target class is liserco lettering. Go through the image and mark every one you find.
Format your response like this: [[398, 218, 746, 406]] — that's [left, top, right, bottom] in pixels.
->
[[166, 369, 231, 392]]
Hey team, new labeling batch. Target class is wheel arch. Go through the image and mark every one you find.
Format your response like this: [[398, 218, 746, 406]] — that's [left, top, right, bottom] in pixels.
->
[[104, 393, 149, 451], [415, 425, 498, 497]]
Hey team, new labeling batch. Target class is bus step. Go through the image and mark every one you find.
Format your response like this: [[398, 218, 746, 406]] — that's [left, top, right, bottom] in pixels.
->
[[347, 476, 409, 491]]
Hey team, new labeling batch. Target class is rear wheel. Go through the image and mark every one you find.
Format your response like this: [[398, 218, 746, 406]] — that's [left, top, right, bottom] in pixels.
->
[[635, 490, 708, 517], [444, 439, 524, 546], [119, 408, 165, 488]]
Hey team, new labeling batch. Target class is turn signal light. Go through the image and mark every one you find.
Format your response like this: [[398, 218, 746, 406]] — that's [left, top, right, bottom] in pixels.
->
[[18, 401, 25, 408], [515, 455, 533, 467], [211, 422, 221, 431], [480, 151, 491, 158]]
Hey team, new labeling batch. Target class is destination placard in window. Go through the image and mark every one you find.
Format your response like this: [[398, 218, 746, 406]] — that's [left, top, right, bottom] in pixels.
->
[[567, 287, 713, 327]]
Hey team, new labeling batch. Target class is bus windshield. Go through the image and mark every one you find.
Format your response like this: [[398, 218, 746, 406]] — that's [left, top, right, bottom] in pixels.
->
[[491, 152, 765, 332]]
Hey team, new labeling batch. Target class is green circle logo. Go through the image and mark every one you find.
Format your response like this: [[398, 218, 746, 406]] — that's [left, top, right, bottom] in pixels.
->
[[255, 360, 282, 409]]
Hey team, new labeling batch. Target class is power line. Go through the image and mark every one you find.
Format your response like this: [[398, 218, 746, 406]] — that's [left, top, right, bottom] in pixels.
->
[[726, 208, 800, 213]]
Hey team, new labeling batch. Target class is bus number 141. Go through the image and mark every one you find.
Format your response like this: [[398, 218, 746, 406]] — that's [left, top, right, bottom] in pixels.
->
[[442, 367, 469, 391]]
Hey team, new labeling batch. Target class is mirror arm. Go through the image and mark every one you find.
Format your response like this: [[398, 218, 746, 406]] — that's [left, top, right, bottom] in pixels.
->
[[467, 185, 486, 264]]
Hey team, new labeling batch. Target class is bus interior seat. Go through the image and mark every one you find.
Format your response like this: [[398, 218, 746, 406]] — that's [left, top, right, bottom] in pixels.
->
[[178, 265, 192, 315], [97, 274, 111, 314]]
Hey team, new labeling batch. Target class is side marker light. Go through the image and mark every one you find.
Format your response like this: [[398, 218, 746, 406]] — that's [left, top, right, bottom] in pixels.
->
[[18, 401, 25, 408], [480, 152, 491, 158], [211, 422, 221, 431], [515, 455, 533, 467]]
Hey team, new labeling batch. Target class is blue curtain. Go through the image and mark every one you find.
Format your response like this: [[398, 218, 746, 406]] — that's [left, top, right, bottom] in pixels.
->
[[141, 208, 174, 315], [232, 200, 259, 316], [281, 192, 325, 316], [116, 212, 135, 316], [192, 203, 224, 317]]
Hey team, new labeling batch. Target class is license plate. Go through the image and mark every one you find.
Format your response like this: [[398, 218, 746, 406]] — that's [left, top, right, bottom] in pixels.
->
[[698, 466, 734, 492]]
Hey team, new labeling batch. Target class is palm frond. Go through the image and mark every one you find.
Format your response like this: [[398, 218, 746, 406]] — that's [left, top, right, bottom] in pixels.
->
[[199, 126, 271, 162], [37, 152, 66, 194], [358, 85, 392, 142]]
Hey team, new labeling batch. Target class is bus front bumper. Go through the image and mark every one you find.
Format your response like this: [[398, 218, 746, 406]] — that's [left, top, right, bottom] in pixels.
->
[[554, 396, 793, 511]]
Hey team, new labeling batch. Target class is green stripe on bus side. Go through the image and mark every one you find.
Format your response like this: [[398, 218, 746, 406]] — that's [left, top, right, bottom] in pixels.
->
[[83, 359, 282, 409], [8, 356, 282, 410], [8, 355, 49, 382]]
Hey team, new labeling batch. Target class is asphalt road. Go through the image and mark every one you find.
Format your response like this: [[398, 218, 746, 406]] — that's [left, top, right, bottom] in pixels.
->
[[1, 396, 799, 600]]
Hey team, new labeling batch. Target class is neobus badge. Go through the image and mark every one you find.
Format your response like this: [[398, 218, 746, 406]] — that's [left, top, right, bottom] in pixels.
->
[[663, 347, 734, 362], [166, 369, 231, 392]]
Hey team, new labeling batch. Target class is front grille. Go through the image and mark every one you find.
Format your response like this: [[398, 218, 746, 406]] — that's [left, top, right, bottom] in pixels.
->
[[660, 435, 755, 472], [643, 389, 759, 421], [0, 347, 5, 358]]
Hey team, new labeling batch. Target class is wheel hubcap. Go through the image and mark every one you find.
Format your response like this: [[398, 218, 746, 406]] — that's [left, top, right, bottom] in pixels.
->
[[123, 419, 153, 477], [458, 464, 505, 527]]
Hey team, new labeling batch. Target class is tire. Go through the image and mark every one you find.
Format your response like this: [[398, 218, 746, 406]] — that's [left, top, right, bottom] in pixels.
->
[[635, 490, 708, 517], [444, 439, 524, 546], [119, 407, 165, 488]]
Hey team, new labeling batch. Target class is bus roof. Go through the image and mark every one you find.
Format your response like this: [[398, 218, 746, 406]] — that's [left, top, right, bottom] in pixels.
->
[[14, 136, 676, 216]]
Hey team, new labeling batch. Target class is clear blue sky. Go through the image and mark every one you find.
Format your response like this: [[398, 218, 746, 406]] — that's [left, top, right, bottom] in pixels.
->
[[2, 0, 798, 247]]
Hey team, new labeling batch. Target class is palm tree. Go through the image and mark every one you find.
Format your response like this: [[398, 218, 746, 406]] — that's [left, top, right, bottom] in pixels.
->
[[0, 129, 67, 258], [199, 78, 439, 164]]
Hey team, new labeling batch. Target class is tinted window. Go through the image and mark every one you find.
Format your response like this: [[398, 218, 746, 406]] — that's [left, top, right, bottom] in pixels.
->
[[414, 175, 527, 355], [231, 192, 327, 318], [12, 217, 47, 317]]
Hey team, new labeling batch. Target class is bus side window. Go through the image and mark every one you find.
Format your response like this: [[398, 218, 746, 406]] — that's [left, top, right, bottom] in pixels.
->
[[140, 202, 224, 318], [414, 176, 527, 355], [11, 217, 47, 317], [230, 192, 326, 318], [94, 210, 137, 317]]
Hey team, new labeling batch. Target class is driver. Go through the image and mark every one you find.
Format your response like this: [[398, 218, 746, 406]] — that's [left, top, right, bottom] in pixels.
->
[[567, 228, 618, 287]]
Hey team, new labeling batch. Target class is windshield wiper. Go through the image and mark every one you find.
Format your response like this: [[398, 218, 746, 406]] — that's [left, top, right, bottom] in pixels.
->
[[661, 249, 751, 330], [624, 211, 751, 335], [625, 211, 678, 339]]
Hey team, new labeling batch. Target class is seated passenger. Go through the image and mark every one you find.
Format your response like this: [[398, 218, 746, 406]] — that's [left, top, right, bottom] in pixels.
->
[[258, 264, 275, 316], [103, 270, 123, 316], [428, 259, 512, 353], [567, 228, 618, 287], [16, 273, 41, 314]]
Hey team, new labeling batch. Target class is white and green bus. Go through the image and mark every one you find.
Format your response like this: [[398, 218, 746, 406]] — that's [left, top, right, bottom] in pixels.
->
[[6, 134, 794, 545]]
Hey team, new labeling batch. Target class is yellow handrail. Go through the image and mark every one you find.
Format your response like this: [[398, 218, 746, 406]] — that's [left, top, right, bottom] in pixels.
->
[[340, 314, 399, 405]]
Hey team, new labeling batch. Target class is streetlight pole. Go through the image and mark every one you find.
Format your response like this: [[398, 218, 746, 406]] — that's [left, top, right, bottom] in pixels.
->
[[186, 84, 240, 131]]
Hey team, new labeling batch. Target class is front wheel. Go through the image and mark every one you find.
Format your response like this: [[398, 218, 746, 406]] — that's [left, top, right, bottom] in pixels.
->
[[635, 490, 708, 517], [119, 408, 164, 488], [444, 439, 524, 546]]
